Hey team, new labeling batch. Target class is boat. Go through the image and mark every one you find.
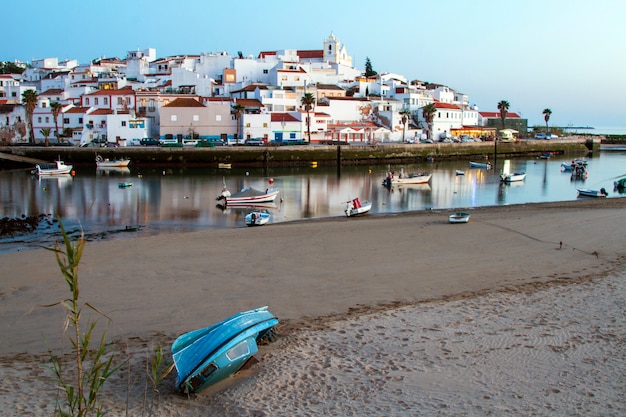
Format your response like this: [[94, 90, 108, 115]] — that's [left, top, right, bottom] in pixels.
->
[[614, 178, 626, 190], [382, 170, 431, 187], [561, 162, 572, 172], [449, 212, 470, 223], [570, 161, 588, 179], [118, 182, 133, 188], [172, 306, 279, 394], [469, 161, 492, 169], [577, 188, 608, 198], [500, 172, 527, 182], [95, 155, 130, 168], [217, 187, 280, 206], [32, 160, 73, 176], [539, 153, 552, 159], [245, 211, 270, 226], [218, 163, 232, 169], [456, 170, 465, 176], [345, 197, 372, 217]]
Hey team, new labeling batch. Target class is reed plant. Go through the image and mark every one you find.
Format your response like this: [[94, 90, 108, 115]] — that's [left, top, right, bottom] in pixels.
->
[[42, 220, 122, 417]]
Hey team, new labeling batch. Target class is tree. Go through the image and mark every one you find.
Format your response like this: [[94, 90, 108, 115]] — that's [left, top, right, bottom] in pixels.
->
[[22, 89, 38, 144], [40, 127, 51, 147], [231, 103, 245, 145], [50, 101, 63, 142], [0, 61, 25, 74], [300, 92, 315, 143], [497, 100, 510, 131], [543, 108, 552, 133], [399, 108, 411, 142], [421, 103, 437, 141], [364, 57, 377, 77]]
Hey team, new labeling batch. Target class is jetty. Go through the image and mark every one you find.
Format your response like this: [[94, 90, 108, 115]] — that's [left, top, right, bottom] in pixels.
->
[[0, 152, 47, 165]]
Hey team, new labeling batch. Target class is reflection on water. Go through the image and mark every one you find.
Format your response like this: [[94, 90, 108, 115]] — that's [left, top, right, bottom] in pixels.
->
[[1, 151, 625, 252]]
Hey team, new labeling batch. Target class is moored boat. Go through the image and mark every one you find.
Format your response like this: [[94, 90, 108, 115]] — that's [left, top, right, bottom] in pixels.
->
[[172, 306, 279, 394], [500, 172, 527, 182], [614, 177, 626, 190], [217, 186, 280, 206], [382, 170, 431, 187], [118, 182, 133, 188], [577, 188, 608, 198], [345, 197, 372, 217], [96, 155, 130, 168], [449, 212, 471, 223], [33, 160, 73, 176], [469, 161, 492, 169], [245, 211, 270, 226]]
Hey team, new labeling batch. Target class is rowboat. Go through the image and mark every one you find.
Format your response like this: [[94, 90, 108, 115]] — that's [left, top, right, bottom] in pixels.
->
[[345, 197, 372, 217], [449, 212, 470, 223], [382, 170, 431, 187], [172, 306, 278, 394], [217, 187, 280, 206], [577, 188, 608, 198], [96, 155, 130, 168], [500, 172, 527, 182], [32, 160, 73, 176], [469, 161, 492, 169], [456, 170, 465, 176], [245, 211, 270, 226]]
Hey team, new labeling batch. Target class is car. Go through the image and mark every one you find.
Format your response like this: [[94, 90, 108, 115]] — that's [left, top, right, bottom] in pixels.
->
[[140, 138, 160, 146], [547, 134, 559, 139], [534, 133, 548, 140], [244, 138, 266, 146]]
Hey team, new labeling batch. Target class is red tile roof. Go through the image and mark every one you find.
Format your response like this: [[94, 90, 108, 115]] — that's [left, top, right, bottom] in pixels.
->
[[40, 88, 64, 96], [434, 102, 461, 110], [65, 106, 90, 114], [234, 98, 264, 108], [479, 111, 521, 118], [163, 97, 205, 108], [90, 109, 113, 115], [271, 113, 300, 122]]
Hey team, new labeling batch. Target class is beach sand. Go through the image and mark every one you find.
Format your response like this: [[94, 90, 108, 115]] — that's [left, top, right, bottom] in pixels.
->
[[0, 199, 624, 416]]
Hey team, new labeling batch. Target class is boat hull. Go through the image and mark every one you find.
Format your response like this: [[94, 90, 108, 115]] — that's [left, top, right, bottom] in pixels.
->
[[245, 211, 270, 226], [449, 212, 470, 223], [217, 187, 279, 205], [469, 161, 492, 169], [34, 161, 73, 176], [577, 188, 608, 198], [345, 200, 372, 217], [500, 172, 526, 182]]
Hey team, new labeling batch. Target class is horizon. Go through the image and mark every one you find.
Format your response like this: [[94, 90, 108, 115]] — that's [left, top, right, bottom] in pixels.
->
[[3, 0, 625, 128]]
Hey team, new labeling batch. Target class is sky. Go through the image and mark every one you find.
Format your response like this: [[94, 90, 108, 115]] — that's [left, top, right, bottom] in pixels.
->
[[4, 0, 625, 128]]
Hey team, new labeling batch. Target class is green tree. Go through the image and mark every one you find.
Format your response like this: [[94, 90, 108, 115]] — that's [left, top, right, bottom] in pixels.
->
[[399, 108, 411, 142], [421, 103, 437, 141], [364, 57, 377, 77], [50, 101, 63, 142], [497, 100, 510, 131], [0, 61, 25, 74], [543, 108, 552, 133], [231, 103, 245, 145], [300, 92, 315, 143], [22, 89, 38, 143], [40, 127, 51, 147]]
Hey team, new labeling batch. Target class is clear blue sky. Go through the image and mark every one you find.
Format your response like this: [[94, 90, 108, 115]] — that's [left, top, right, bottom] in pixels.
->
[[4, 0, 625, 128]]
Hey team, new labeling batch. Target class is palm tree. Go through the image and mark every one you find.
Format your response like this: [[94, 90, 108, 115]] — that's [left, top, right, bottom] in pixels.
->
[[421, 103, 437, 141], [399, 108, 411, 142], [231, 103, 245, 145], [497, 100, 510, 131], [50, 101, 63, 143], [22, 89, 38, 144], [543, 108, 552, 134], [40, 127, 51, 147], [300, 92, 315, 144]]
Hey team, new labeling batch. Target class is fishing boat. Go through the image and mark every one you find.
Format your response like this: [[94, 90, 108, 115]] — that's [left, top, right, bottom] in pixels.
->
[[95, 155, 130, 168], [172, 306, 279, 394], [345, 197, 372, 217], [118, 182, 133, 188], [577, 188, 608, 198], [217, 186, 280, 206], [500, 172, 527, 182], [382, 170, 431, 187], [449, 212, 471, 223], [469, 161, 492, 169], [245, 211, 270, 226], [32, 160, 73, 176]]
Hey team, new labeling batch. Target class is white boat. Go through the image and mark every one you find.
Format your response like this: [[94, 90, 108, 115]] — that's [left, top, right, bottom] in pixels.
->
[[382, 170, 431, 186], [218, 163, 232, 169], [33, 160, 73, 176], [449, 212, 470, 223], [561, 162, 572, 172], [456, 170, 465, 176], [500, 172, 527, 182], [345, 198, 372, 217], [469, 161, 492, 169], [217, 186, 280, 206], [96, 155, 130, 168], [245, 211, 270, 226], [577, 188, 608, 198]]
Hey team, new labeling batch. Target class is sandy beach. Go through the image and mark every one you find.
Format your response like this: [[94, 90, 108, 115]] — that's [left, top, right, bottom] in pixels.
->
[[0, 199, 624, 416]]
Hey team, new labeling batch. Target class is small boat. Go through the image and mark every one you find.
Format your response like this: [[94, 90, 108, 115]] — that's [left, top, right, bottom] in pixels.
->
[[172, 306, 279, 394], [500, 172, 527, 182], [217, 187, 280, 206], [456, 170, 465, 176], [118, 182, 133, 188], [95, 155, 130, 168], [449, 212, 471, 223], [577, 188, 608, 198], [539, 153, 552, 159], [469, 161, 492, 169], [345, 197, 372, 217], [218, 163, 232, 169], [614, 178, 626, 190], [245, 211, 270, 226], [382, 170, 431, 187], [33, 160, 73, 176], [561, 162, 572, 172]]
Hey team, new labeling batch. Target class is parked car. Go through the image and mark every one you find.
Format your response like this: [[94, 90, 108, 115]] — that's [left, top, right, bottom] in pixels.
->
[[140, 138, 160, 146], [547, 134, 559, 139], [244, 138, 266, 146], [534, 133, 548, 139], [105, 142, 120, 148]]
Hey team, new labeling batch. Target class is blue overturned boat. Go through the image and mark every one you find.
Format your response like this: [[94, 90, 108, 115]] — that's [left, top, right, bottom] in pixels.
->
[[172, 306, 279, 394]]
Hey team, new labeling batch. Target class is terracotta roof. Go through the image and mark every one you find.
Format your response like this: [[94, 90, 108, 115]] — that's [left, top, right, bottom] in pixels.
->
[[66, 106, 90, 114], [234, 98, 264, 108], [40, 88, 64, 96], [230, 83, 269, 93], [271, 113, 300, 122], [479, 111, 521, 118], [434, 102, 461, 110], [90, 109, 113, 115], [163, 97, 205, 108], [86, 86, 135, 96]]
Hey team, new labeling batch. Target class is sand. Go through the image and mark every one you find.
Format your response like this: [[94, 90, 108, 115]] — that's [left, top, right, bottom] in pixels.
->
[[0, 199, 624, 416]]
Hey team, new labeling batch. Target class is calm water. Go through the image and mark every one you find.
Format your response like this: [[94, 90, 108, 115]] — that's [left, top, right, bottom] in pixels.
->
[[1, 151, 625, 253]]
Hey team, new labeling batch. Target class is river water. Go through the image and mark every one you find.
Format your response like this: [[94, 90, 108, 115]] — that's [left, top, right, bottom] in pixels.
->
[[1, 150, 625, 253]]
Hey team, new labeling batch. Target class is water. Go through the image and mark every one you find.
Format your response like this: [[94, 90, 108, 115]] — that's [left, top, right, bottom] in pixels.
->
[[1, 151, 625, 253]]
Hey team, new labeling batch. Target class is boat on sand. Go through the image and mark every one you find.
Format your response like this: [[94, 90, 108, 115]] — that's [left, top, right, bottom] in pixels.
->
[[245, 211, 270, 226], [449, 212, 471, 223], [577, 188, 608, 198]]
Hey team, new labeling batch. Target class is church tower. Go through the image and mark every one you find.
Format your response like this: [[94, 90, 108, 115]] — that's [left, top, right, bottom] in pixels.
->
[[323, 33, 353, 67]]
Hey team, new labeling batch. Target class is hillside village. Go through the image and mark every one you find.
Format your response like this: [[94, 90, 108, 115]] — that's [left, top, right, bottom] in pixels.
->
[[0, 34, 527, 147]]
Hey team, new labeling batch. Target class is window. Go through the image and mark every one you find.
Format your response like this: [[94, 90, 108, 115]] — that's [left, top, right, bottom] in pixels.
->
[[245, 123, 250, 127], [94, 98, 99, 105], [104, 97, 108, 105], [148, 99, 156, 111], [37, 117, 42, 123], [216, 115, 222, 121], [79, 117, 83, 123], [117, 97, 123, 105], [85, 98, 89, 105], [263, 69, 268, 74], [45, 117, 49, 123], [63, 118, 69, 124], [169, 115, 177, 121], [263, 123, 268, 128], [42, 102, 47, 108], [121, 121, 126, 127], [193, 115, 199, 121]]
